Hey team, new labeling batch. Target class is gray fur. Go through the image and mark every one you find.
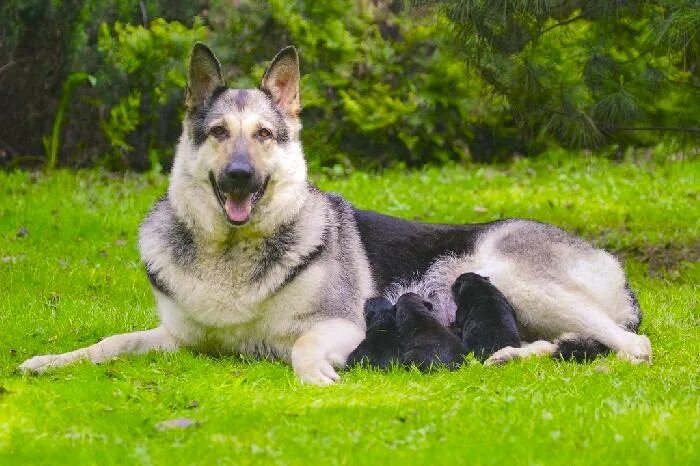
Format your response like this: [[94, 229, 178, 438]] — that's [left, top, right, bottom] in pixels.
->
[[250, 221, 299, 282]]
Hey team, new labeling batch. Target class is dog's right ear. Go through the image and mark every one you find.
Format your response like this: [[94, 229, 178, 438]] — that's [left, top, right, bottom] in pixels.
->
[[261, 46, 300, 116], [186, 43, 225, 109]]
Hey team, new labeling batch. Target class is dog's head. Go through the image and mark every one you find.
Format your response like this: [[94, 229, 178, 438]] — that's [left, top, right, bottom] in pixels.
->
[[170, 43, 307, 233]]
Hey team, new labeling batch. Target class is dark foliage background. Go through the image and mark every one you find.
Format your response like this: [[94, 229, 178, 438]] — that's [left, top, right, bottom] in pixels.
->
[[0, 0, 698, 171]]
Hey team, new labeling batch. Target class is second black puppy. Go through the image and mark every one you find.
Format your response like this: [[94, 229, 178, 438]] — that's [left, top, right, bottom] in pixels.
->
[[396, 292, 466, 370], [346, 297, 401, 369], [451, 272, 521, 361]]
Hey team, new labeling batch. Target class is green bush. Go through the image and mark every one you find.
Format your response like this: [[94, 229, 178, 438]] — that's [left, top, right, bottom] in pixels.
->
[[97, 17, 206, 171], [209, 0, 507, 169], [0, 0, 206, 170]]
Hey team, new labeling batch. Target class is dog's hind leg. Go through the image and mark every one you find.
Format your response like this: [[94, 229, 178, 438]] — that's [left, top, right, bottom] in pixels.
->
[[19, 326, 179, 374], [484, 284, 651, 365]]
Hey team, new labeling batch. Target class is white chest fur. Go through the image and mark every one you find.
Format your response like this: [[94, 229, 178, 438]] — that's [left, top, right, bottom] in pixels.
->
[[151, 249, 327, 359], [140, 212, 329, 359]]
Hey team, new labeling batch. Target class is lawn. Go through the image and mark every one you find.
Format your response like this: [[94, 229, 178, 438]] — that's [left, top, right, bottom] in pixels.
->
[[0, 153, 698, 465]]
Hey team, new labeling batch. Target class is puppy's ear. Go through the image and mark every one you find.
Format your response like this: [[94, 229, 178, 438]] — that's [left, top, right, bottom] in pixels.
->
[[261, 46, 300, 116], [186, 43, 225, 109]]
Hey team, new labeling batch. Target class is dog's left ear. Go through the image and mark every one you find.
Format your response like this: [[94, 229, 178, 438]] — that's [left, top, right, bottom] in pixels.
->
[[261, 46, 300, 116]]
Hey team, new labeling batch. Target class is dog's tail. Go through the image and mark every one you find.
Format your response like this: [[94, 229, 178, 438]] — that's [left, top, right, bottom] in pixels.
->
[[552, 336, 610, 363]]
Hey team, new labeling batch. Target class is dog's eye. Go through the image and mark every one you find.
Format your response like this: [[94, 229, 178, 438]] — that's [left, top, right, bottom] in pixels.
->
[[257, 128, 272, 139], [209, 126, 228, 138]]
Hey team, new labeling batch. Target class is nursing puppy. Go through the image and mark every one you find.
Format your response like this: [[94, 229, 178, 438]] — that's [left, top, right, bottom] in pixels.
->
[[395, 293, 466, 370], [350, 274, 522, 370], [451, 272, 521, 362], [347, 294, 467, 370], [20, 44, 651, 385], [346, 297, 401, 369]]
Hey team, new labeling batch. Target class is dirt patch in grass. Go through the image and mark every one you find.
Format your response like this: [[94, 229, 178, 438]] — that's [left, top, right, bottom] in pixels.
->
[[611, 241, 699, 275]]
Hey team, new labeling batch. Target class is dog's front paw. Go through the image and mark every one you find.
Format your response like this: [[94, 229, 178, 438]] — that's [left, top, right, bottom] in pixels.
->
[[293, 357, 340, 386], [617, 334, 652, 364], [291, 318, 364, 386], [19, 354, 64, 374]]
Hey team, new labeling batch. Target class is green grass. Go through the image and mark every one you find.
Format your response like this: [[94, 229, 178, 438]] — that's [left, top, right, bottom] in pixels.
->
[[1, 154, 698, 465]]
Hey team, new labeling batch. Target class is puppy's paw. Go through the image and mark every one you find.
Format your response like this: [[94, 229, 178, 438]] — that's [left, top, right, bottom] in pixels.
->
[[19, 354, 65, 374], [294, 357, 340, 386], [617, 334, 652, 364]]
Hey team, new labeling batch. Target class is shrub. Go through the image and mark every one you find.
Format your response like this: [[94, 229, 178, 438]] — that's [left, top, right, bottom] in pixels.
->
[[97, 17, 206, 170], [208, 0, 510, 169]]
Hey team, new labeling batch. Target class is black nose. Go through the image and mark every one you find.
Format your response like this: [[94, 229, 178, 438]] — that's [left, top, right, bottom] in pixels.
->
[[220, 160, 254, 193]]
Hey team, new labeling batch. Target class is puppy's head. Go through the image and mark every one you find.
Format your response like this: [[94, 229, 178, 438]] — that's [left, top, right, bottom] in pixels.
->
[[171, 44, 307, 232], [451, 272, 491, 302], [395, 292, 434, 327], [363, 296, 395, 328]]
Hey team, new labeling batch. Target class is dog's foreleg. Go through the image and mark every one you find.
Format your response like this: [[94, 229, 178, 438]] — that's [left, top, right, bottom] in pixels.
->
[[291, 318, 364, 386], [19, 326, 179, 374]]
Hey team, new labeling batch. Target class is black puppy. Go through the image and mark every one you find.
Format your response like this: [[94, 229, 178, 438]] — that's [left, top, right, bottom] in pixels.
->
[[346, 297, 401, 369], [451, 272, 521, 361], [395, 292, 466, 370]]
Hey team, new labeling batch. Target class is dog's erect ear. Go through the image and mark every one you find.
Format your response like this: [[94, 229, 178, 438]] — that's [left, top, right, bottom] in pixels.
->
[[186, 43, 225, 109], [261, 46, 300, 116]]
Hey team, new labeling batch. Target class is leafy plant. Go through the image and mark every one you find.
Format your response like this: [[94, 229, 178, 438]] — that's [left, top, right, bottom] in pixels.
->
[[44, 72, 96, 170], [211, 0, 502, 167], [97, 17, 206, 170]]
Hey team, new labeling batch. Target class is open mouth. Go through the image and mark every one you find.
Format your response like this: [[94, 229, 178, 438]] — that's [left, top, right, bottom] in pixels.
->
[[209, 172, 269, 226]]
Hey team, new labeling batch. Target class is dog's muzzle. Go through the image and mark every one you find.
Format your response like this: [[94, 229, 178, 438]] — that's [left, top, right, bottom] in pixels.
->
[[209, 170, 269, 226]]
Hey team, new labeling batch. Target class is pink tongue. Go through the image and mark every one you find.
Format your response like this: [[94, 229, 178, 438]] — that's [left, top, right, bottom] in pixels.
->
[[224, 196, 252, 223]]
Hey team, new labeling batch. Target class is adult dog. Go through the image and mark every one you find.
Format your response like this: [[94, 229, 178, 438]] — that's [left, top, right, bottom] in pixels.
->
[[20, 44, 651, 384]]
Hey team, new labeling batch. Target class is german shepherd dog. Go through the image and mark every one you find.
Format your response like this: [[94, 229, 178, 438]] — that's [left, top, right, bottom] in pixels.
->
[[20, 44, 651, 384]]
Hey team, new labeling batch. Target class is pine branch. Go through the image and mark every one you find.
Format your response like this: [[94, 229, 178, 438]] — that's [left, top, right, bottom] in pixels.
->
[[533, 13, 586, 41], [609, 126, 700, 133]]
